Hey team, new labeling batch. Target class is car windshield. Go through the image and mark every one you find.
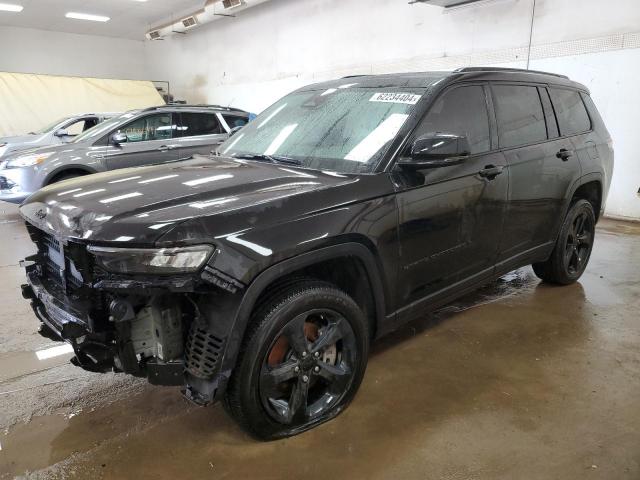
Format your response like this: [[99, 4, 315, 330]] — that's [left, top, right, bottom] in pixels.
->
[[33, 117, 72, 135], [218, 86, 426, 174], [71, 111, 139, 144]]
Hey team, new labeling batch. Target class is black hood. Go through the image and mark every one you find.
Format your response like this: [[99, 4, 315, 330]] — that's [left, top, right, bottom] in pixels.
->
[[20, 155, 373, 245]]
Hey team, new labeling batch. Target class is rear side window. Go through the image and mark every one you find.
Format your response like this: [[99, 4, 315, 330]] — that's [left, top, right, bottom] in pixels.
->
[[222, 114, 249, 129], [549, 88, 591, 136], [492, 85, 547, 149], [178, 113, 222, 137], [115, 113, 174, 142], [416, 85, 490, 154]]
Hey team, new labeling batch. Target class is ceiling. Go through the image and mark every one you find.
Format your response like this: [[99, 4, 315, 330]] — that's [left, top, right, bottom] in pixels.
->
[[0, 0, 206, 40]]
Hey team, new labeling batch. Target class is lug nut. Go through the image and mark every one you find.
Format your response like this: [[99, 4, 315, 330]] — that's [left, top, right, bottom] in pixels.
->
[[302, 375, 309, 383], [302, 351, 307, 357], [294, 366, 300, 373], [314, 366, 320, 373], [314, 351, 320, 358]]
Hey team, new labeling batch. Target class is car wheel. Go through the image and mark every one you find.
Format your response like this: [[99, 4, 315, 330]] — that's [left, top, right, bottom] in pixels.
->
[[532, 199, 596, 285], [224, 279, 369, 440]]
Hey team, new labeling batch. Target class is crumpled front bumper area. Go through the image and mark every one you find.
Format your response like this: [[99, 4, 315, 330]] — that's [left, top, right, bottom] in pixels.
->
[[19, 224, 238, 405], [21, 261, 119, 373]]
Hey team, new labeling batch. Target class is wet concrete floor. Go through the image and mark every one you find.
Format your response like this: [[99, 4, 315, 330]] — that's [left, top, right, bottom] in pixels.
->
[[0, 201, 638, 479]]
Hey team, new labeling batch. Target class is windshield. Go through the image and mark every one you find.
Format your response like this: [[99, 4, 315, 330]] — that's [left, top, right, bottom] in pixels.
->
[[33, 117, 72, 135], [218, 86, 425, 174], [71, 111, 139, 144]]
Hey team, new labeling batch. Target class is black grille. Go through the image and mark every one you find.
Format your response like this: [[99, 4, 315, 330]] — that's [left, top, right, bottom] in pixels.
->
[[185, 324, 224, 379], [30, 227, 87, 293]]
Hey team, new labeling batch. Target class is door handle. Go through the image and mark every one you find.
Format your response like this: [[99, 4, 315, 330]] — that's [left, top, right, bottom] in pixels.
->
[[478, 165, 504, 180], [158, 145, 176, 152], [556, 148, 573, 161]]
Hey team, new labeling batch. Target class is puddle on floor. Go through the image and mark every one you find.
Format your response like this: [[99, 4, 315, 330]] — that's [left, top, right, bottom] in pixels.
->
[[0, 344, 74, 384], [0, 388, 192, 478]]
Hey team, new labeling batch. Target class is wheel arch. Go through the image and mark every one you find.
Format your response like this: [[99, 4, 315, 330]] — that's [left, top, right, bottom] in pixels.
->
[[217, 242, 387, 378], [44, 165, 97, 185], [566, 172, 603, 222]]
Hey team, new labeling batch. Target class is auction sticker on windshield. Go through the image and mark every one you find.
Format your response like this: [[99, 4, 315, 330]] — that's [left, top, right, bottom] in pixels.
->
[[369, 92, 422, 105]]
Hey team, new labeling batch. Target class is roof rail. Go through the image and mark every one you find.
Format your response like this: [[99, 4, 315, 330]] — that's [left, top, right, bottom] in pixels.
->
[[454, 67, 569, 79], [142, 104, 248, 113]]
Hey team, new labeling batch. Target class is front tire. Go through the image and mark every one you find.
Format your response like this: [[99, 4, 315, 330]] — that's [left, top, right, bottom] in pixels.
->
[[224, 279, 369, 440], [532, 199, 596, 285]]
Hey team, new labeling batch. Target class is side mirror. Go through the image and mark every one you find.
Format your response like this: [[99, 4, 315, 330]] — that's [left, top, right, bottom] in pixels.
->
[[111, 132, 128, 145], [228, 126, 243, 138], [54, 129, 69, 138], [398, 133, 471, 169]]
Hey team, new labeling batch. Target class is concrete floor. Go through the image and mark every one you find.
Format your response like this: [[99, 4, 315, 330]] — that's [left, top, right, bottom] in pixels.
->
[[0, 201, 638, 479]]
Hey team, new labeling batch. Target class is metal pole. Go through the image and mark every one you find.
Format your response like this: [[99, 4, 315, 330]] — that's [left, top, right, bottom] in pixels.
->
[[526, 0, 537, 70]]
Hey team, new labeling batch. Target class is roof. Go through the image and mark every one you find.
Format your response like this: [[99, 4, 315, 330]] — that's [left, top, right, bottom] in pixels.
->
[[299, 67, 588, 93]]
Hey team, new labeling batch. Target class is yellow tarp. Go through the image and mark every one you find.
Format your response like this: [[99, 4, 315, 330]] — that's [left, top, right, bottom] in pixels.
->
[[0, 72, 165, 137]]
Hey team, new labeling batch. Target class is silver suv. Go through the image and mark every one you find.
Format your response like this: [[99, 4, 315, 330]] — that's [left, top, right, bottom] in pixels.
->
[[0, 105, 250, 203], [0, 113, 118, 159]]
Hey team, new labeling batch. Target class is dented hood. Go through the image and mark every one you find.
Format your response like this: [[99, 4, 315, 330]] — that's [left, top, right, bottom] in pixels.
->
[[20, 155, 363, 245]]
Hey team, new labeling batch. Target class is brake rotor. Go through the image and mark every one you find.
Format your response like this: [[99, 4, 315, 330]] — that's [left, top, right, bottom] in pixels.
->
[[267, 321, 337, 366]]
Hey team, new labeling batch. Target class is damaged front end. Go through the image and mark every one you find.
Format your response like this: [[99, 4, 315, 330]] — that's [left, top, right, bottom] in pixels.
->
[[20, 222, 245, 406]]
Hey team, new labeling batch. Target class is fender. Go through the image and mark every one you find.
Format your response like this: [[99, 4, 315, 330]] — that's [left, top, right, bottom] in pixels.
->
[[215, 242, 388, 380], [43, 165, 98, 185]]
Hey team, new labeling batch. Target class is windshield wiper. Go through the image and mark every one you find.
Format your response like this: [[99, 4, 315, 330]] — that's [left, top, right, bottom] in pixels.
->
[[233, 153, 302, 166]]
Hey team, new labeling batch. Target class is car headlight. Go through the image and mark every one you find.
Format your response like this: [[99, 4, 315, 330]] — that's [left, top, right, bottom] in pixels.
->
[[88, 245, 215, 274], [6, 152, 54, 168]]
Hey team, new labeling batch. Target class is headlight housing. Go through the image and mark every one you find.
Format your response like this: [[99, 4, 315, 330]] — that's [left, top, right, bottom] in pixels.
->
[[88, 245, 215, 274], [6, 152, 53, 168]]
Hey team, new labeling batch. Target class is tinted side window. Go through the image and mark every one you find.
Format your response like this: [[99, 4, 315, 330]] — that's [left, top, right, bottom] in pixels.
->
[[178, 113, 222, 137], [115, 114, 174, 143], [493, 85, 547, 149], [549, 88, 591, 136], [222, 114, 249, 129], [416, 85, 490, 154]]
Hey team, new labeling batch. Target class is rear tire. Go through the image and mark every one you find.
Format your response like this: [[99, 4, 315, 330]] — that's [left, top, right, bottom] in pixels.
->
[[532, 199, 596, 285], [224, 279, 369, 440]]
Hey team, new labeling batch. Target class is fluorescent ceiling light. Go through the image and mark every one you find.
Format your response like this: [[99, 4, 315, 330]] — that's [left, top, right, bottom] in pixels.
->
[[0, 3, 23, 12], [66, 12, 110, 22]]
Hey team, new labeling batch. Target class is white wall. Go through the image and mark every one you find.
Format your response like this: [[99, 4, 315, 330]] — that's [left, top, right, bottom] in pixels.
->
[[144, 0, 640, 220], [0, 26, 150, 80]]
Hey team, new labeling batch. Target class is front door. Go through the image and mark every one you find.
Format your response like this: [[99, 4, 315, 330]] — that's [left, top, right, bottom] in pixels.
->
[[393, 84, 508, 317], [103, 113, 179, 170]]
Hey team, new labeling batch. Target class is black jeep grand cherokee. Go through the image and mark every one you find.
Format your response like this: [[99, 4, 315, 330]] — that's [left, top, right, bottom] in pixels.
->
[[19, 67, 613, 440]]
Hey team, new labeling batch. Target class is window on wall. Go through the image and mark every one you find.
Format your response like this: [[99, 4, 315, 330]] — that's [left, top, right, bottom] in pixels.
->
[[177, 113, 222, 137], [549, 88, 591, 136], [414, 85, 491, 154], [492, 84, 547, 149]]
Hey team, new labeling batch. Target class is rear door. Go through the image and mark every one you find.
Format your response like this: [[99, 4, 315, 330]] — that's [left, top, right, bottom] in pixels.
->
[[103, 113, 179, 170], [394, 84, 508, 313], [492, 83, 579, 269], [549, 87, 594, 183], [174, 112, 228, 160]]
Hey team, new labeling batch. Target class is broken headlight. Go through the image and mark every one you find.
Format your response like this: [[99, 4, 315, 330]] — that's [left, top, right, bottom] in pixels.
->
[[88, 245, 214, 274]]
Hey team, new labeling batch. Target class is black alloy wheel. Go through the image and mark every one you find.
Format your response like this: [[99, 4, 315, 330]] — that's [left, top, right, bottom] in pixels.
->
[[532, 199, 596, 284], [259, 308, 357, 425], [224, 279, 369, 440]]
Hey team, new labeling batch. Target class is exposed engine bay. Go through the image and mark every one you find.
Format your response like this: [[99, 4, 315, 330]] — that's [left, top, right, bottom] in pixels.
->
[[20, 221, 238, 407]]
